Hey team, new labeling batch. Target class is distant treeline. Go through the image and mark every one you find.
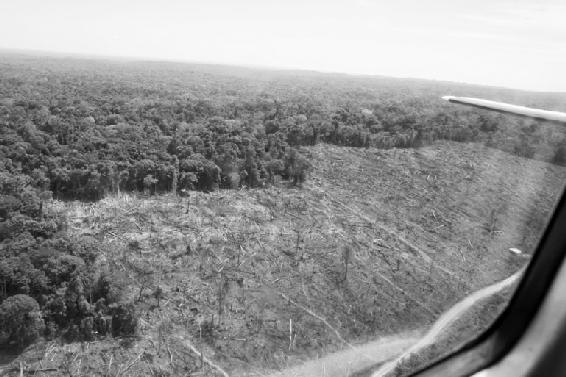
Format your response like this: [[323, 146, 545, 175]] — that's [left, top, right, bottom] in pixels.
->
[[1, 53, 565, 203]]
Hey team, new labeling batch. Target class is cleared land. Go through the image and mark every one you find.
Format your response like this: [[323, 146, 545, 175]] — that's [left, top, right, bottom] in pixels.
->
[[6, 141, 565, 377]]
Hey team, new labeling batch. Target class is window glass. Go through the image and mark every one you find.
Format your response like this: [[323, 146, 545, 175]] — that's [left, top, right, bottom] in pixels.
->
[[0, 2, 565, 377]]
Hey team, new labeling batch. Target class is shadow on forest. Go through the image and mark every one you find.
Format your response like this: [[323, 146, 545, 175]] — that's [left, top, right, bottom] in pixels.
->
[[0, 345, 20, 366]]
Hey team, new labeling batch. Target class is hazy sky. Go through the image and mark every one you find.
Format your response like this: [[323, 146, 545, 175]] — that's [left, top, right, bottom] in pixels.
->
[[1, 0, 565, 92]]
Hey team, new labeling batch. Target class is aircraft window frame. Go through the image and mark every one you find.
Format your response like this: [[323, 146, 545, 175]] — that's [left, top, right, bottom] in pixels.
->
[[407, 183, 566, 376]]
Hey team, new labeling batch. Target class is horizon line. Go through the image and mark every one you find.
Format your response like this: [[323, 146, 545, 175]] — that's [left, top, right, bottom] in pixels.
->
[[1, 46, 565, 96]]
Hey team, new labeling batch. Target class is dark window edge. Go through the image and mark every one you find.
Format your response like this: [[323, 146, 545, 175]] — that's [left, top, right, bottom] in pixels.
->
[[412, 186, 566, 376]]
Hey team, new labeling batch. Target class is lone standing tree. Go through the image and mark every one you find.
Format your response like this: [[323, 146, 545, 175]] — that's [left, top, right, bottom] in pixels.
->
[[0, 294, 44, 349], [342, 246, 351, 283]]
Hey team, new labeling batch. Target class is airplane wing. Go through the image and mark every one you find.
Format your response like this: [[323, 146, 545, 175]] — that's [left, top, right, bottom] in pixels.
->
[[442, 96, 566, 124]]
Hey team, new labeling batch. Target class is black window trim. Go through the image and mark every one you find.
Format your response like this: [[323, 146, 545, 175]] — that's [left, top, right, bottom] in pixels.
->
[[411, 183, 566, 376]]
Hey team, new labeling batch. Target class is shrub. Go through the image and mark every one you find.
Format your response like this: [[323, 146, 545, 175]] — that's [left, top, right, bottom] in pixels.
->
[[64, 273, 91, 320], [0, 294, 44, 349], [552, 145, 566, 166], [0, 194, 21, 219], [0, 256, 49, 296], [513, 137, 536, 159], [110, 302, 138, 337], [64, 324, 80, 341], [80, 316, 95, 341], [285, 148, 310, 187], [199, 319, 215, 343], [94, 271, 128, 304]]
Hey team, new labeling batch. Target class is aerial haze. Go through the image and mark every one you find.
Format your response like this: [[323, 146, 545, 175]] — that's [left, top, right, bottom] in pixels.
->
[[1, 0, 565, 92]]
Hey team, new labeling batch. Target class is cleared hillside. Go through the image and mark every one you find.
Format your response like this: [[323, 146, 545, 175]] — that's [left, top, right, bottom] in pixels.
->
[[4, 141, 565, 377]]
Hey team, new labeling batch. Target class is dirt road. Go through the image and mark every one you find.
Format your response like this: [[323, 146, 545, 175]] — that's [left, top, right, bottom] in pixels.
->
[[266, 334, 419, 377]]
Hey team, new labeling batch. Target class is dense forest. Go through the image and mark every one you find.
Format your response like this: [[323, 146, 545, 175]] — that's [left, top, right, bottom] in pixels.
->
[[2, 53, 566, 200], [1, 51, 566, 354]]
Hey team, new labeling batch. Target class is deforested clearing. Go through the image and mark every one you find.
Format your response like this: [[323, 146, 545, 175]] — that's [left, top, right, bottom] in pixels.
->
[[19, 141, 563, 377], [2, 53, 566, 377]]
